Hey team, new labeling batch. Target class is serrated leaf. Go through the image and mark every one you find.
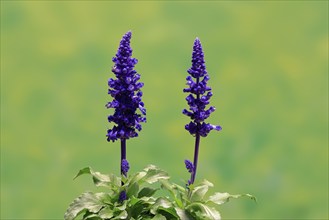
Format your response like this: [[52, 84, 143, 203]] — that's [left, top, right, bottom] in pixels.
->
[[130, 200, 150, 218], [207, 192, 257, 205], [152, 214, 166, 220], [128, 171, 147, 185], [129, 196, 140, 206], [112, 210, 128, 219], [73, 167, 121, 188], [150, 197, 180, 219], [127, 182, 139, 197], [143, 164, 158, 171], [93, 172, 120, 188], [190, 180, 213, 202], [114, 201, 127, 211], [98, 192, 113, 205], [157, 206, 180, 219], [160, 180, 176, 197], [173, 183, 186, 192], [83, 213, 102, 220], [174, 208, 194, 220], [143, 167, 170, 184], [98, 207, 114, 219], [64, 192, 105, 220], [150, 197, 172, 214], [138, 187, 158, 198], [187, 203, 221, 220], [153, 197, 172, 208], [161, 180, 187, 208]]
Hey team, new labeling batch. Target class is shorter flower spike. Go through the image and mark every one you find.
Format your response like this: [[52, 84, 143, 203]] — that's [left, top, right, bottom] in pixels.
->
[[119, 190, 127, 202], [183, 38, 221, 137], [184, 160, 194, 173], [121, 159, 130, 176], [183, 38, 222, 186]]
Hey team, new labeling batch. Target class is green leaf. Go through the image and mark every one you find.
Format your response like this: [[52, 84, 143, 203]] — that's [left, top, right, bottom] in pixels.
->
[[157, 206, 180, 219], [128, 171, 147, 185], [127, 182, 139, 197], [98, 207, 114, 219], [190, 179, 214, 202], [207, 192, 257, 205], [74, 167, 93, 179], [174, 208, 194, 220], [150, 197, 180, 219], [151, 197, 172, 213], [143, 165, 170, 184], [64, 192, 105, 220], [98, 192, 114, 205], [160, 180, 187, 208], [74, 167, 121, 188], [130, 200, 150, 218], [129, 196, 140, 206], [187, 202, 221, 220], [151, 214, 166, 220], [112, 210, 128, 219], [83, 213, 102, 220], [117, 202, 128, 211], [160, 180, 176, 197], [138, 187, 158, 198]]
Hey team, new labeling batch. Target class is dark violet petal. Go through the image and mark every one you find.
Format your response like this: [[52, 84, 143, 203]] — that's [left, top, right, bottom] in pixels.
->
[[106, 100, 119, 108], [184, 160, 194, 173], [212, 124, 222, 131], [183, 88, 191, 93], [136, 123, 142, 131], [136, 82, 144, 89], [121, 159, 130, 174], [125, 77, 132, 84], [182, 109, 193, 117], [128, 84, 134, 91]]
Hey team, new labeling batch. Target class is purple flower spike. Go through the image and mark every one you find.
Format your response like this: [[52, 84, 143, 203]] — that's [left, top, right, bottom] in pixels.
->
[[121, 159, 130, 176], [184, 38, 221, 186], [106, 31, 146, 142], [183, 38, 221, 137], [184, 160, 194, 173]]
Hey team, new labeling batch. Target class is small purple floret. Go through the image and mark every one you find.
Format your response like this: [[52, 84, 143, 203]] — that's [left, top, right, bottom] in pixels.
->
[[106, 31, 146, 142], [121, 159, 130, 175], [119, 190, 127, 202], [183, 38, 221, 137], [184, 160, 194, 173]]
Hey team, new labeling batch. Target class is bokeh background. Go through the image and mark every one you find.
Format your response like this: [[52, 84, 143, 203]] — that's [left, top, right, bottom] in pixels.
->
[[1, 1, 328, 219]]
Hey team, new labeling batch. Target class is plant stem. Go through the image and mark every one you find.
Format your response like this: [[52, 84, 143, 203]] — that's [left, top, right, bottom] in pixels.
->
[[190, 76, 201, 185], [191, 132, 200, 184], [121, 138, 126, 176]]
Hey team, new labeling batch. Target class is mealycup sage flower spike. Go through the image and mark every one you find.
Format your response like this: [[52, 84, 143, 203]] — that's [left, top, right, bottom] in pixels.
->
[[106, 31, 146, 199], [183, 38, 222, 186]]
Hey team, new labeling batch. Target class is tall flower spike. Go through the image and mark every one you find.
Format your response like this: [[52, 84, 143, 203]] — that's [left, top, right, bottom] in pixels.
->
[[106, 31, 146, 190], [183, 38, 222, 185], [106, 31, 146, 143]]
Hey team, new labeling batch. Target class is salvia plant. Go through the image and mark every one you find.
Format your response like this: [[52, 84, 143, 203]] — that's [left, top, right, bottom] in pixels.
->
[[65, 31, 256, 220]]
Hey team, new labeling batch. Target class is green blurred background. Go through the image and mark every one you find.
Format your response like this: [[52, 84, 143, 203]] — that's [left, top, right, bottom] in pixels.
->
[[1, 1, 328, 219]]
